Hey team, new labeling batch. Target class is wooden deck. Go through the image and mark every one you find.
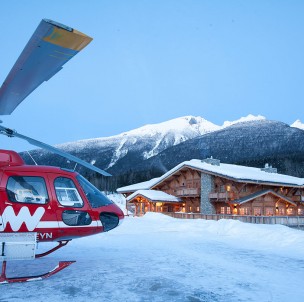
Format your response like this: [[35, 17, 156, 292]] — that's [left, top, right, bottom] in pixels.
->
[[164, 212, 304, 227]]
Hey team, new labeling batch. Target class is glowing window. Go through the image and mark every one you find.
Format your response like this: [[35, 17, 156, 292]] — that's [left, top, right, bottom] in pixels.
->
[[287, 208, 293, 215], [240, 207, 250, 215], [265, 207, 274, 216], [254, 207, 261, 216]]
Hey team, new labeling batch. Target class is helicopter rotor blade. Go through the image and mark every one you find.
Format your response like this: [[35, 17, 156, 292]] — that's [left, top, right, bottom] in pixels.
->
[[0, 124, 111, 177], [0, 19, 92, 115]]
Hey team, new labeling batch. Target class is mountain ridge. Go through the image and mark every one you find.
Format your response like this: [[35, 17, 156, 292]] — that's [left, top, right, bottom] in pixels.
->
[[20, 115, 304, 190]]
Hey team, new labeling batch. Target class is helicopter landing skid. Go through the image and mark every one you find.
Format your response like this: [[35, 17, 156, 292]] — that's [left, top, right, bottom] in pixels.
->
[[0, 260, 75, 284], [35, 240, 70, 258]]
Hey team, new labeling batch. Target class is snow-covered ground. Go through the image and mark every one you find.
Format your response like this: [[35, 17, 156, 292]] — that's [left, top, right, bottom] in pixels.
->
[[2, 214, 304, 302]]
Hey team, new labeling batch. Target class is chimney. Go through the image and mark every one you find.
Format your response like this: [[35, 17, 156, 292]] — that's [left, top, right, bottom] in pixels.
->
[[202, 157, 220, 166], [261, 163, 277, 173]]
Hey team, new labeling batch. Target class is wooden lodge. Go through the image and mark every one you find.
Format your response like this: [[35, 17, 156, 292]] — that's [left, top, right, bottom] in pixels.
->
[[126, 189, 182, 216], [117, 158, 304, 226]]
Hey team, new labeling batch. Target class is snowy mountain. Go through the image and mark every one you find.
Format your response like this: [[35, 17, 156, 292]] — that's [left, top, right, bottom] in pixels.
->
[[21, 115, 304, 189], [31, 114, 264, 168], [222, 114, 266, 128], [291, 119, 304, 130], [141, 119, 304, 178], [25, 116, 222, 171]]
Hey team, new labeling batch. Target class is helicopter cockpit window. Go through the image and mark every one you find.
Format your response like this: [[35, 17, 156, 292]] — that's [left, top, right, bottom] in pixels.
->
[[6, 176, 49, 204], [76, 175, 114, 208], [54, 177, 84, 208]]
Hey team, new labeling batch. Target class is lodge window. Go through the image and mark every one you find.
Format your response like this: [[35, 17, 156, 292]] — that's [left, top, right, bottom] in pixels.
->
[[265, 207, 274, 216], [298, 208, 303, 215], [239, 207, 250, 215], [220, 206, 231, 214], [241, 186, 247, 193], [54, 177, 84, 208], [219, 185, 225, 193], [277, 207, 285, 215], [253, 207, 261, 216], [295, 190, 302, 196], [6, 176, 49, 204]]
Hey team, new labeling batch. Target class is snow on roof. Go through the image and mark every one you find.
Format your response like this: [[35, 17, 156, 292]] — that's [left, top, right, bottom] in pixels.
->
[[127, 190, 182, 203], [117, 177, 160, 193], [117, 159, 304, 193], [152, 159, 304, 187]]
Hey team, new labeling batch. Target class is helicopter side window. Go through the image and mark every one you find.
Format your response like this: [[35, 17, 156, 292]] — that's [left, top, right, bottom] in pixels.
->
[[54, 177, 84, 208], [62, 210, 92, 226], [6, 176, 49, 204]]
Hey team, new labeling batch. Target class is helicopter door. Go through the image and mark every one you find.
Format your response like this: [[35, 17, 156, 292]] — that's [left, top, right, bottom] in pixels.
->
[[1, 172, 57, 238], [49, 174, 97, 240]]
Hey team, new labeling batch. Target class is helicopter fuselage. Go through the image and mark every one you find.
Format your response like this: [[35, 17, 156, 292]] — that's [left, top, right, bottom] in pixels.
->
[[0, 150, 124, 242]]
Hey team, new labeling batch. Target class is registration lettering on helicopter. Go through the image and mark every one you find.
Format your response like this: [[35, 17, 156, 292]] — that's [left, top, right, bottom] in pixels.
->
[[39, 232, 53, 239]]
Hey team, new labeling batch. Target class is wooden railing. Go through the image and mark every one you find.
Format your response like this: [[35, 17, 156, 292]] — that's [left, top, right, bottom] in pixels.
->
[[209, 192, 235, 200], [175, 188, 200, 196], [163, 212, 304, 227]]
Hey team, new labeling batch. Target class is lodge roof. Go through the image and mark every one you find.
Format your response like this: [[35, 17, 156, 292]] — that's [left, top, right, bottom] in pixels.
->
[[126, 190, 182, 203], [117, 159, 304, 193], [117, 177, 160, 193], [233, 189, 297, 206]]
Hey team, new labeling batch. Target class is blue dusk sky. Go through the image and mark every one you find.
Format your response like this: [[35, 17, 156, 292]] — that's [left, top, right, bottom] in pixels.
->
[[0, 0, 303, 151]]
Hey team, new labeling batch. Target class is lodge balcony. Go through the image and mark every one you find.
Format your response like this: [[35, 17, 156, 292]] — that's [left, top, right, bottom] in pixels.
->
[[209, 192, 235, 201], [175, 188, 201, 197], [293, 195, 304, 202]]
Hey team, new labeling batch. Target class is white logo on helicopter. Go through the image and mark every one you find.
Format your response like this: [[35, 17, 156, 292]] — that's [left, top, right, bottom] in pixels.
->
[[0, 206, 45, 231]]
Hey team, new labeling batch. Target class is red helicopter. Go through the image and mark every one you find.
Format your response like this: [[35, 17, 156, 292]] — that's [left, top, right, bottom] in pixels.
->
[[0, 19, 124, 283]]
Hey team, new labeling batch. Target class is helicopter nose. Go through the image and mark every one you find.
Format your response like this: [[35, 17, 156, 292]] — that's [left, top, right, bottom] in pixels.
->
[[100, 212, 120, 232]]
